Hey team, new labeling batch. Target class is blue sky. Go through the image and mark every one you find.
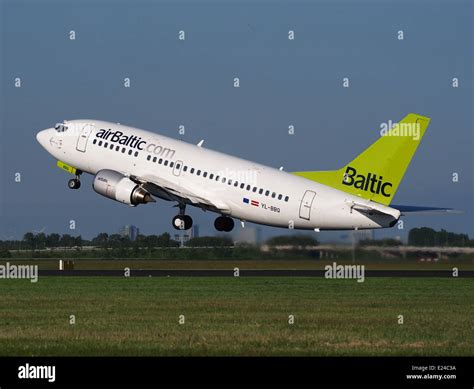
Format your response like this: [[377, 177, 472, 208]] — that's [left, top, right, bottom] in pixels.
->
[[1, 0, 472, 241]]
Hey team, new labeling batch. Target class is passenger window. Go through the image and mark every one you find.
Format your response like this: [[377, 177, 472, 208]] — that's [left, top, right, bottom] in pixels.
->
[[116, 146, 120, 151], [183, 166, 188, 172], [203, 172, 207, 178], [265, 190, 270, 196], [278, 194, 282, 200], [234, 181, 238, 187], [122, 148, 126, 153], [191, 168, 195, 174], [228, 179, 232, 185], [153, 157, 157, 162], [252, 187, 257, 192], [177, 164, 181, 169], [147, 155, 151, 161], [210, 173, 214, 179], [134, 151, 138, 157], [170, 162, 174, 168], [98, 141, 103, 146], [272, 192, 276, 198], [259, 188, 263, 194], [164, 160, 168, 166], [197, 170, 201, 176], [128, 150, 133, 155], [93, 139, 97, 144], [284, 196, 289, 202], [240, 183, 245, 189], [110, 144, 114, 150], [246, 185, 251, 190], [222, 178, 226, 183], [159, 158, 163, 164], [215, 176, 219, 181], [104, 142, 108, 147]]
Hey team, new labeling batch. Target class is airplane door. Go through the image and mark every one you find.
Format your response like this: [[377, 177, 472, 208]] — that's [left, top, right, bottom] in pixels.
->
[[173, 160, 183, 176], [299, 190, 316, 220], [76, 124, 94, 152]]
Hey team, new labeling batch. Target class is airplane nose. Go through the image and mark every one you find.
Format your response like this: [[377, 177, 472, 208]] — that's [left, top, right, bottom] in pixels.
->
[[36, 129, 51, 148]]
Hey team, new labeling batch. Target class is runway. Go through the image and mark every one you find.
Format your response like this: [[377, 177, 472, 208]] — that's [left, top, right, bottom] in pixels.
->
[[38, 269, 474, 277]]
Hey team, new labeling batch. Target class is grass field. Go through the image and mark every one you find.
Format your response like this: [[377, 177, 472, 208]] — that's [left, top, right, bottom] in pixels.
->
[[0, 276, 472, 356]]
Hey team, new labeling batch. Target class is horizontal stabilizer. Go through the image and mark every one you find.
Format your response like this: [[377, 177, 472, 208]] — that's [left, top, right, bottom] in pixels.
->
[[391, 205, 460, 215]]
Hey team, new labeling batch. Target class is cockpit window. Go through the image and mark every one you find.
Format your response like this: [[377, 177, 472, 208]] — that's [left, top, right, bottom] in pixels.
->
[[54, 122, 68, 132]]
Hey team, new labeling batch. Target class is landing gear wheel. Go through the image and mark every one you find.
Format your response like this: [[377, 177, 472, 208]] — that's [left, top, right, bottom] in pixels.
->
[[68, 178, 81, 190], [183, 215, 193, 230], [172, 215, 193, 230], [214, 216, 234, 232]]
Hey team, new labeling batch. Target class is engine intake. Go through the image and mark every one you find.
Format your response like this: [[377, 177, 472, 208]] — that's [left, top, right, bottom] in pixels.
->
[[93, 170, 155, 206]]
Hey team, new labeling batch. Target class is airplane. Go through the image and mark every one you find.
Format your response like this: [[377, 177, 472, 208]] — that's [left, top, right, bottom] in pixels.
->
[[36, 113, 452, 232]]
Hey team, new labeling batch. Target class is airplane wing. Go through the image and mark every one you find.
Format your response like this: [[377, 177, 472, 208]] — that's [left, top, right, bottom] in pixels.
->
[[131, 173, 231, 214], [390, 205, 459, 215]]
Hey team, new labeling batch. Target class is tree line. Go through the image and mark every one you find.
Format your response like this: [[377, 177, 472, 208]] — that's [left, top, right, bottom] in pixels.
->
[[0, 227, 471, 253], [0, 232, 320, 251], [407, 227, 472, 247], [0, 232, 179, 251]]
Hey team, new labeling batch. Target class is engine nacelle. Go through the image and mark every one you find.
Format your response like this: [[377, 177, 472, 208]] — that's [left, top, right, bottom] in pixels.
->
[[93, 170, 155, 206]]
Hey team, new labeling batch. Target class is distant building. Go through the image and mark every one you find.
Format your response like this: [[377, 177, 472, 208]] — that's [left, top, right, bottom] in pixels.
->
[[120, 225, 139, 241], [256, 227, 262, 245], [352, 229, 374, 243], [174, 232, 192, 241], [173, 231, 193, 247], [173, 224, 199, 246], [192, 225, 200, 239], [235, 226, 258, 245]]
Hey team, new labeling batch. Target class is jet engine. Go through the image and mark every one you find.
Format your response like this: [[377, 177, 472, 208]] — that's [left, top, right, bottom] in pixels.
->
[[93, 170, 155, 206]]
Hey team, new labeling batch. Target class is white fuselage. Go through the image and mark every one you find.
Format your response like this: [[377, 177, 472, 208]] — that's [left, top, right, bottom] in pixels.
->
[[36, 120, 400, 231]]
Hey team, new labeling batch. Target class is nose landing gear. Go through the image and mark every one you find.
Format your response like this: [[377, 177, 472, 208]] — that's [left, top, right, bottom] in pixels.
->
[[68, 175, 81, 190]]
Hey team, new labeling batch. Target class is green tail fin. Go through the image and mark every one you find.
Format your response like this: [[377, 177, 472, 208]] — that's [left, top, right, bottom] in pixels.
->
[[293, 113, 430, 205]]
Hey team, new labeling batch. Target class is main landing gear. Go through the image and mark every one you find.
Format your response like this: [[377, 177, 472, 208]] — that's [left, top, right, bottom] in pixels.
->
[[68, 175, 81, 190], [171, 204, 235, 232], [172, 204, 193, 230], [214, 216, 234, 232]]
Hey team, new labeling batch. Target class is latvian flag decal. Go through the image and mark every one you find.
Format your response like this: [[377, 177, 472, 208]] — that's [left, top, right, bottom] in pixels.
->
[[243, 198, 259, 207]]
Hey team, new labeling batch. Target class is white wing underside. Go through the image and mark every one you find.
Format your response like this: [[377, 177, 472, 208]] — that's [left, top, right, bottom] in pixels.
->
[[133, 173, 231, 213]]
